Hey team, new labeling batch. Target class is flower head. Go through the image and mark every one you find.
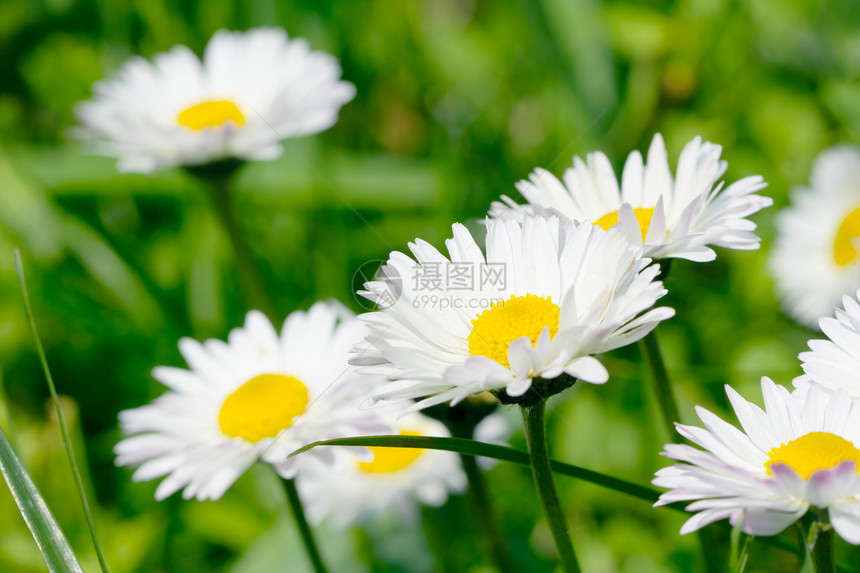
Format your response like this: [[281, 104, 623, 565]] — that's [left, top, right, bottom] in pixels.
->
[[354, 216, 674, 409], [296, 407, 466, 527], [793, 288, 860, 399], [770, 146, 860, 329], [75, 27, 355, 173], [115, 302, 390, 501], [490, 134, 771, 262], [654, 378, 860, 543]]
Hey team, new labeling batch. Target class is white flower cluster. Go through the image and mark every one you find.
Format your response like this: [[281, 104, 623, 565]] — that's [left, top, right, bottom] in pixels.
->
[[101, 26, 860, 551]]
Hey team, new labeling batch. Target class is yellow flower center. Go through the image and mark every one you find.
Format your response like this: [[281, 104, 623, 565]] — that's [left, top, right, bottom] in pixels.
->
[[218, 374, 309, 443], [765, 431, 860, 480], [833, 207, 860, 266], [358, 431, 425, 473], [468, 294, 560, 369], [177, 100, 246, 130], [595, 207, 656, 241]]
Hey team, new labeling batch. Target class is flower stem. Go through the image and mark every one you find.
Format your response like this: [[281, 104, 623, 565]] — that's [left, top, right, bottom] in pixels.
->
[[15, 251, 109, 572], [281, 477, 327, 573], [639, 331, 680, 439], [640, 331, 721, 573], [799, 515, 835, 573], [421, 505, 460, 572], [193, 162, 275, 317], [459, 453, 516, 573], [521, 399, 581, 573]]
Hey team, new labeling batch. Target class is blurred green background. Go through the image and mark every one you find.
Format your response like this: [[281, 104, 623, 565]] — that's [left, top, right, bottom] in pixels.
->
[[1, 0, 860, 571]]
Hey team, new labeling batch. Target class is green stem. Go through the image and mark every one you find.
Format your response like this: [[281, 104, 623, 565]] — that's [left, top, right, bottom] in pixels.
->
[[639, 331, 680, 439], [421, 505, 459, 573], [799, 515, 836, 573], [521, 400, 580, 573], [352, 527, 379, 570], [640, 332, 720, 573], [15, 251, 109, 573], [197, 166, 275, 317], [459, 453, 516, 573], [281, 477, 327, 573]]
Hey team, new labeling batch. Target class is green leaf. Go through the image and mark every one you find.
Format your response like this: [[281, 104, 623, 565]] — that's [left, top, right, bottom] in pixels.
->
[[0, 424, 83, 572], [289, 434, 662, 504]]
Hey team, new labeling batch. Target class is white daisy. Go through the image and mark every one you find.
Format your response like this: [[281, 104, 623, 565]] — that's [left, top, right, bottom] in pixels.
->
[[792, 288, 860, 399], [74, 27, 355, 173], [770, 146, 860, 329], [490, 133, 771, 262], [115, 302, 390, 501], [296, 407, 466, 528], [353, 216, 675, 409], [654, 377, 860, 543]]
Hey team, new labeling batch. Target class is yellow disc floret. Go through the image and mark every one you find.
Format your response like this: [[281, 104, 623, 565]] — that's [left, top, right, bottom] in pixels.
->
[[765, 431, 860, 480], [833, 207, 860, 266], [359, 431, 425, 473], [219, 374, 309, 443], [178, 100, 246, 130], [595, 207, 656, 241], [468, 294, 560, 369]]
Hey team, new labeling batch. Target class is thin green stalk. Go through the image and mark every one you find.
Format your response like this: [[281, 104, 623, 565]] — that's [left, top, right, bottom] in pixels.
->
[[521, 400, 580, 573], [459, 453, 516, 573], [352, 527, 379, 570], [639, 331, 680, 438], [194, 164, 275, 317], [15, 250, 109, 573], [420, 505, 460, 573], [640, 331, 720, 573], [730, 519, 751, 573], [281, 477, 327, 573], [0, 369, 21, 457], [799, 515, 836, 573]]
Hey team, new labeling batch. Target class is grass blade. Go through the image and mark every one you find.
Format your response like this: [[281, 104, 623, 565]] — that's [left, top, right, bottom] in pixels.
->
[[15, 250, 109, 572], [0, 424, 83, 572], [289, 434, 661, 503]]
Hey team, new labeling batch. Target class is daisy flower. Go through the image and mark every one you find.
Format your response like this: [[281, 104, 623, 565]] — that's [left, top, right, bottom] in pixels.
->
[[353, 216, 675, 409], [74, 27, 355, 173], [297, 407, 466, 528], [654, 377, 860, 543], [115, 302, 390, 501], [792, 288, 860, 399], [770, 146, 860, 329], [490, 134, 771, 262]]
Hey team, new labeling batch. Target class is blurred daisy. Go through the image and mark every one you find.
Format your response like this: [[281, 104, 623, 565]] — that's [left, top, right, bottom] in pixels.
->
[[490, 134, 771, 262], [770, 146, 860, 329], [297, 407, 466, 527], [115, 302, 390, 501], [654, 378, 860, 543], [354, 216, 674, 409], [793, 288, 860, 399], [75, 27, 355, 173]]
